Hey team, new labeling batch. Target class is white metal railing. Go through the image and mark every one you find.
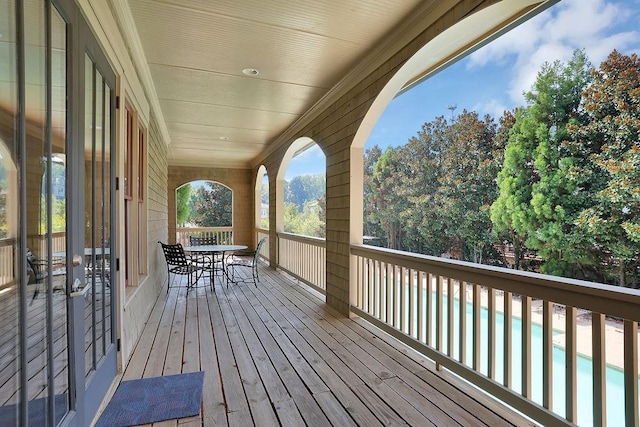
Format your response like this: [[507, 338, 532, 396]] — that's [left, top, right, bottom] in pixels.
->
[[256, 228, 269, 261], [176, 227, 233, 246], [277, 232, 325, 293], [350, 244, 640, 427]]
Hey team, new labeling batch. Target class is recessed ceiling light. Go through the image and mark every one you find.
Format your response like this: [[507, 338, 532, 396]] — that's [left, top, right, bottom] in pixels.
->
[[242, 68, 259, 76]]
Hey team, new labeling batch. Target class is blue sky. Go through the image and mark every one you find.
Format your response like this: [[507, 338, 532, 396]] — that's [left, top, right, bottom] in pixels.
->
[[285, 0, 640, 179]]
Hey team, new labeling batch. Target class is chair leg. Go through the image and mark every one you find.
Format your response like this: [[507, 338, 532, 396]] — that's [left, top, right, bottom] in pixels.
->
[[31, 282, 40, 305], [253, 265, 258, 287]]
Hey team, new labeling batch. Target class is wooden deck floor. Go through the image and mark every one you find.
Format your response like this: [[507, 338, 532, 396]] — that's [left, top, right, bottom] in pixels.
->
[[118, 265, 534, 427]]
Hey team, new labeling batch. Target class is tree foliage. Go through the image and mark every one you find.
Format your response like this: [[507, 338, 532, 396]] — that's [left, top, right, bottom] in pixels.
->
[[190, 182, 232, 227], [365, 110, 508, 263], [365, 48, 640, 287], [491, 50, 593, 276], [568, 50, 640, 286], [176, 185, 191, 226], [283, 173, 326, 238]]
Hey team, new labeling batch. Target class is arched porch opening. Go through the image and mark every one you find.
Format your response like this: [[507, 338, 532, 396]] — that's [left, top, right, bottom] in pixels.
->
[[255, 165, 270, 262], [174, 180, 233, 246], [255, 165, 268, 230], [349, 0, 553, 245], [273, 137, 327, 292], [275, 137, 325, 236]]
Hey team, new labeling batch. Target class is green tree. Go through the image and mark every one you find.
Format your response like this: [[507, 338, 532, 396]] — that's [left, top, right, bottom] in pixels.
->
[[491, 50, 592, 273], [569, 50, 640, 286], [369, 148, 414, 249], [283, 199, 325, 238], [176, 185, 192, 226], [401, 119, 448, 256], [285, 174, 325, 211], [436, 110, 502, 264], [283, 173, 325, 236], [190, 182, 232, 227], [363, 145, 385, 243]]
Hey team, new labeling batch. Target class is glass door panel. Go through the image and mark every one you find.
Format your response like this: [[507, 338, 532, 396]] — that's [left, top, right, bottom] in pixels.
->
[[0, 0, 21, 423], [22, 1, 69, 424], [83, 56, 113, 378], [48, 6, 69, 423]]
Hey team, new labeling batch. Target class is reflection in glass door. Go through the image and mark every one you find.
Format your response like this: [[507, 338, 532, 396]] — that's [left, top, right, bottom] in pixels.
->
[[2, 0, 117, 425], [83, 54, 113, 378], [0, 1, 71, 425], [23, 2, 70, 425]]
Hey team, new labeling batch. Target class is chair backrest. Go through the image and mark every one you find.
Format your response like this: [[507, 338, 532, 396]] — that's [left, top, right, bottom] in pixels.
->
[[254, 237, 267, 261], [158, 242, 189, 266], [26, 248, 41, 283], [189, 235, 217, 246]]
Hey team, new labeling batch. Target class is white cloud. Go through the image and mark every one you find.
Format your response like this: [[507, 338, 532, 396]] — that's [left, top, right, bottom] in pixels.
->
[[287, 144, 326, 178], [472, 99, 509, 119], [294, 143, 324, 160], [468, 0, 640, 105]]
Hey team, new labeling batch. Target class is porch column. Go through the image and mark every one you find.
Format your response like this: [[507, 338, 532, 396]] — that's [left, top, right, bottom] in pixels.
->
[[324, 143, 355, 315]]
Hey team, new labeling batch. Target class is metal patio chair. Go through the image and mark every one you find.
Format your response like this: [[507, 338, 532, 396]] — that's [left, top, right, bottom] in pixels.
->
[[28, 248, 65, 304], [188, 235, 223, 287], [158, 241, 204, 292], [226, 237, 267, 287]]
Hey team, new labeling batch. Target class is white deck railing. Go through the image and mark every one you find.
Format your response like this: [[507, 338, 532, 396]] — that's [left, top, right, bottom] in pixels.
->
[[0, 238, 15, 287], [350, 243, 640, 427], [277, 232, 326, 293], [0, 234, 67, 288], [256, 228, 270, 261], [176, 227, 233, 246]]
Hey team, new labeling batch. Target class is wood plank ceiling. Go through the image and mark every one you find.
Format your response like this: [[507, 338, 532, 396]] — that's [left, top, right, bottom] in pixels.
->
[[127, 0, 426, 168]]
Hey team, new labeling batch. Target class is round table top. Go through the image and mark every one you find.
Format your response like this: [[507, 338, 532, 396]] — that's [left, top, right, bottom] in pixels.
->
[[183, 244, 248, 252], [52, 247, 110, 258]]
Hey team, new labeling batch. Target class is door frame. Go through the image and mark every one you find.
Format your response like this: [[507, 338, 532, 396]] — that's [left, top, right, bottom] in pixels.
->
[[66, 5, 118, 426]]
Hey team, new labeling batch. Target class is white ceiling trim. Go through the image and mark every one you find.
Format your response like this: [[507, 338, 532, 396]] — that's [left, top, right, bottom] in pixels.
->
[[109, 0, 171, 146]]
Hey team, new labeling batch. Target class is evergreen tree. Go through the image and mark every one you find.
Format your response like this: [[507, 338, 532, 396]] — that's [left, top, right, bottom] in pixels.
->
[[491, 50, 592, 274], [363, 145, 384, 242]]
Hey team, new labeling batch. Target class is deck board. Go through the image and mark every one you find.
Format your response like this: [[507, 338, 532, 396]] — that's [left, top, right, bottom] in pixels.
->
[[118, 265, 534, 426]]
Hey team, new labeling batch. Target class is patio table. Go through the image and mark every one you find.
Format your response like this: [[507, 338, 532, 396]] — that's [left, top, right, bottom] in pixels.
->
[[183, 244, 247, 286]]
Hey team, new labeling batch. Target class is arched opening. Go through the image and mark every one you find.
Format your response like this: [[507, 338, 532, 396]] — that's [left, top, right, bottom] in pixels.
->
[[0, 140, 17, 241], [175, 180, 233, 245], [349, 0, 559, 245], [355, 0, 640, 284], [255, 165, 269, 230], [276, 138, 326, 238]]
